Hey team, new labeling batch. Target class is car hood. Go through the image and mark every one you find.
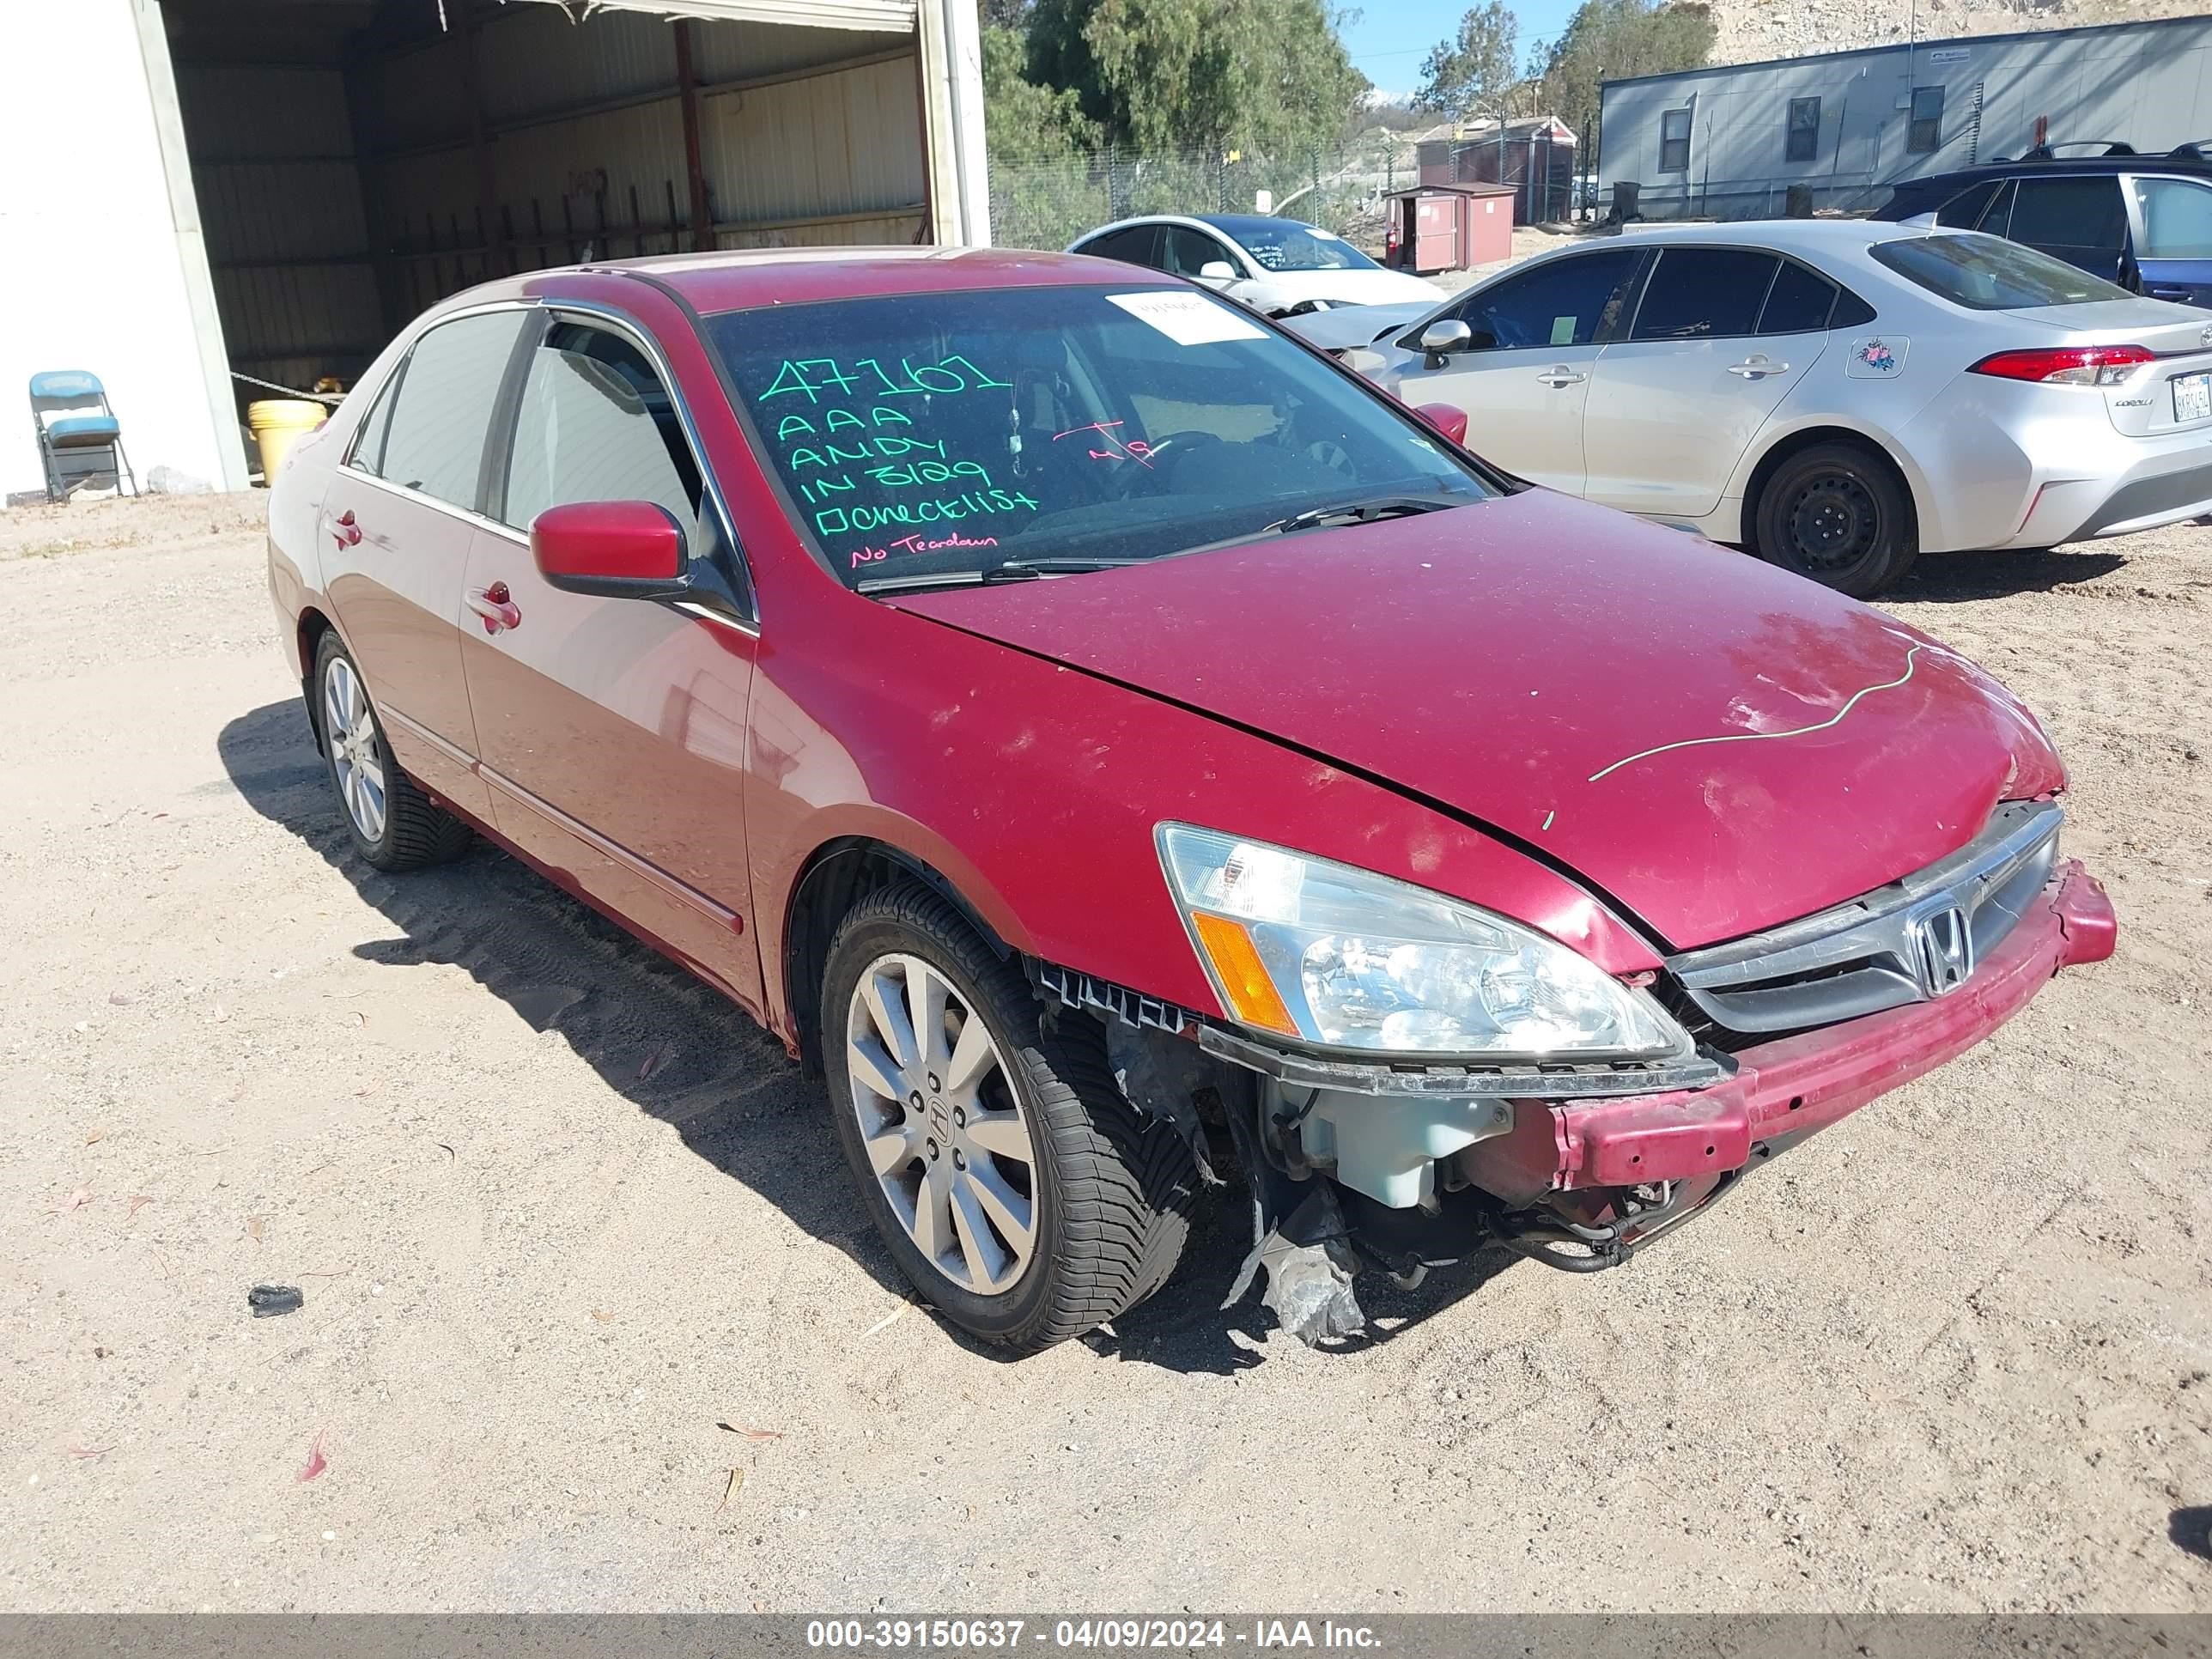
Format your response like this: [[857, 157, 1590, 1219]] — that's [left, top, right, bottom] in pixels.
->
[[1279, 301, 1435, 353], [1248, 269, 1442, 307], [895, 491, 2063, 951]]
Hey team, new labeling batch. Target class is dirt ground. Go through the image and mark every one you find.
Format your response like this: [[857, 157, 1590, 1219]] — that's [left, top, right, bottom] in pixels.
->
[[2, 487, 2209, 1615]]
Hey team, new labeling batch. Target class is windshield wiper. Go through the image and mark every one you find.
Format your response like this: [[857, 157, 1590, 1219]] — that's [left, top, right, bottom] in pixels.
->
[[1264, 495, 1470, 534], [1170, 494, 1475, 562], [855, 556, 1146, 596]]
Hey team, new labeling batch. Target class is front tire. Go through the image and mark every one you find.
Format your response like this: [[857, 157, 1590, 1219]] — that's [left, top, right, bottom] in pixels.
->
[[1753, 441, 1918, 599], [821, 884, 1194, 1353], [313, 630, 471, 872]]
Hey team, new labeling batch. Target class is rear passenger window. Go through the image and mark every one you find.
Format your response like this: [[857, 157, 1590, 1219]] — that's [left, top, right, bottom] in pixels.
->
[[501, 320, 703, 549], [1631, 248, 1780, 340], [1828, 285, 1878, 327], [1758, 260, 1837, 332], [1935, 179, 2003, 228], [375, 311, 527, 510], [2008, 176, 2128, 258], [1977, 180, 2016, 239], [1077, 225, 1159, 267]]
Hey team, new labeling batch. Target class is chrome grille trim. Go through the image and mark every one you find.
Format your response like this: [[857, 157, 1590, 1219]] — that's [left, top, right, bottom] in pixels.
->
[[1667, 800, 2063, 1036]]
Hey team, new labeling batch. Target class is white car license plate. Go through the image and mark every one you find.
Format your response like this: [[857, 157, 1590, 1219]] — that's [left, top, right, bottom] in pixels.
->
[[2174, 371, 2211, 423]]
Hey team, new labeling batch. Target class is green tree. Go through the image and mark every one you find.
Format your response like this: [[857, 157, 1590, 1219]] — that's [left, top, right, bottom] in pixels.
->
[[1413, 2, 1521, 122], [1026, 0, 1368, 155], [1534, 0, 1712, 131], [981, 24, 1098, 162]]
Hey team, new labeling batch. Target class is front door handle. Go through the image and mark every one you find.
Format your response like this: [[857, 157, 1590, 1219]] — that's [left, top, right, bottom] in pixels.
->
[[331, 509, 362, 549], [1536, 366, 1586, 387], [465, 581, 521, 635], [2148, 286, 2193, 301], [1727, 357, 1790, 379]]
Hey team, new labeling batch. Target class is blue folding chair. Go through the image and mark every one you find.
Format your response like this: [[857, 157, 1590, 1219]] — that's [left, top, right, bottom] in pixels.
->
[[29, 370, 137, 502]]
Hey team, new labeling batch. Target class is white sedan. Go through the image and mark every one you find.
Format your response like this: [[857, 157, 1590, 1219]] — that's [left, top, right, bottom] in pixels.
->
[[1066, 213, 1441, 314], [1298, 219, 2212, 596]]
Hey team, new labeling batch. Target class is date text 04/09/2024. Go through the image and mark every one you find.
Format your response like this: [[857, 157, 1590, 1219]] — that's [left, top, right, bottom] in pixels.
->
[[804, 1620, 1383, 1650]]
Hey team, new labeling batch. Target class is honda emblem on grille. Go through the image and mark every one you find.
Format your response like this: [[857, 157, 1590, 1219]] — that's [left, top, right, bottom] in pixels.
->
[[2201, 322, 2212, 350], [1906, 900, 1974, 998]]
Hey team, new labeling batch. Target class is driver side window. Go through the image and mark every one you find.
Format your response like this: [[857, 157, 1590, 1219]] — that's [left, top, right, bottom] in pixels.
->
[[1449, 249, 1642, 350], [1160, 226, 1233, 278], [498, 320, 704, 550]]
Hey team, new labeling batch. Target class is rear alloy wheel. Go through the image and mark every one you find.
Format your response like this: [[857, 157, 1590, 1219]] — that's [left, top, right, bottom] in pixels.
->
[[1754, 441, 1917, 599], [820, 884, 1194, 1352], [313, 631, 472, 872]]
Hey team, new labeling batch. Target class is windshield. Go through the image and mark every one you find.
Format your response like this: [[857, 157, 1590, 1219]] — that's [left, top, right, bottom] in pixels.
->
[[706, 286, 1492, 591], [1869, 233, 2133, 309], [1225, 220, 1381, 273]]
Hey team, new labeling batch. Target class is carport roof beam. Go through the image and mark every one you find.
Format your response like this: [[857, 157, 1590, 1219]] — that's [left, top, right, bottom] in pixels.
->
[[495, 0, 919, 32]]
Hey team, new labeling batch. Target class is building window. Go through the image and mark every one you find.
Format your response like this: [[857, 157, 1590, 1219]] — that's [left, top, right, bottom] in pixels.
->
[[1660, 106, 1692, 173], [1908, 86, 1944, 155], [1786, 97, 1820, 162]]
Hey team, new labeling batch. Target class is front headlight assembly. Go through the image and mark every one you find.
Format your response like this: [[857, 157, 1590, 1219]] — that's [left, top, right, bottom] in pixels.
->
[[1158, 823, 1692, 1062]]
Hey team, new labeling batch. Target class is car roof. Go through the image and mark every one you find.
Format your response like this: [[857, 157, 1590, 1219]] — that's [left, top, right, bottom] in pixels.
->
[[527, 246, 1174, 313], [1606, 218, 1931, 253], [1072, 213, 1241, 241], [1895, 149, 2212, 193], [1194, 214, 1324, 238]]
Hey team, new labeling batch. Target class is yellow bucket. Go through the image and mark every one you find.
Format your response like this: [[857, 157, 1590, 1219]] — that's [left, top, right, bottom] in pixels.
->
[[248, 398, 329, 482]]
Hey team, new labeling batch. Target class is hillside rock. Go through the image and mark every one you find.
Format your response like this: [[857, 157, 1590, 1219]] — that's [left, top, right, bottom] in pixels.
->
[[1705, 0, 2203, 67]]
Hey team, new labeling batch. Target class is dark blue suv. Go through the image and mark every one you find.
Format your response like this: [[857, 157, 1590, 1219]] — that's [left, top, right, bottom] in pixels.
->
[[1875, 142, 2212, 308]]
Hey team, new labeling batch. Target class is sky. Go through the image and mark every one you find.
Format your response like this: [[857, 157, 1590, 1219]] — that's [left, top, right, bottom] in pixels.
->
[[1339, 0, 1584, 102]]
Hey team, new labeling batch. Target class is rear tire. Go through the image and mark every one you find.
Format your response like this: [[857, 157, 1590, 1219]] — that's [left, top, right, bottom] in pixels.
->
[[1753, 441, 1918, 599], [313, 630, 472, 872], [821, 883, 1194, 1353]]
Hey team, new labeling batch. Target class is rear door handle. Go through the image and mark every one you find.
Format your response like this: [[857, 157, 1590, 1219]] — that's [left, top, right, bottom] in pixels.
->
[[1536, 367, 1586, 387], [2148, 287, 2193, 301], [465, 581, 520, 635], [330, 509, 362, 549], [1727, 357, 1790, 378]]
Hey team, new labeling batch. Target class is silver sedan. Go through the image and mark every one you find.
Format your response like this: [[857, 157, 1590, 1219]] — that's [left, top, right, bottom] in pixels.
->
[[1316, 220, 2212, 596]]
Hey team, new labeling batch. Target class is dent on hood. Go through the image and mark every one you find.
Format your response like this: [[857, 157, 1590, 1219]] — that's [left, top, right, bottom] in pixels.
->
[[1557, 623, 2064, 837]]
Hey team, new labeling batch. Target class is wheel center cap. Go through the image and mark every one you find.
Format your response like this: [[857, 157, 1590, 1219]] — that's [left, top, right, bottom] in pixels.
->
[[927, 1097, 951, 1144]]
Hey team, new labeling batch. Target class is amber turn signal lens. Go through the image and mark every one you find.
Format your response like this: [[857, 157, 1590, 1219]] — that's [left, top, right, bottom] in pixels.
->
[[1189, 911, 1300, 1037]]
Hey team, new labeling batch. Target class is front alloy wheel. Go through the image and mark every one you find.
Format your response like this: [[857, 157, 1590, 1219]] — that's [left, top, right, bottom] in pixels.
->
[[844, 953, 1039, 1295], [819, 884, 1196, 1352]]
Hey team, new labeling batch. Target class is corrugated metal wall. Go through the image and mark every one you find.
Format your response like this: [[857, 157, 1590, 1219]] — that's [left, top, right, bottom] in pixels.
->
[[359, 3, 927, 318], [172, 58, 383, 395], [166, 0, 928, 395]]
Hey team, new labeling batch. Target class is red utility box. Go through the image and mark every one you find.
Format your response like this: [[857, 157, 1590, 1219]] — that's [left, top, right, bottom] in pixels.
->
[[1381, 183, 1517, 275]]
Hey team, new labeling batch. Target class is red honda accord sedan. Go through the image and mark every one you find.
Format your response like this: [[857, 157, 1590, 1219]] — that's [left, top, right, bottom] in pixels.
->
[[267, 247, 2116, 1352]]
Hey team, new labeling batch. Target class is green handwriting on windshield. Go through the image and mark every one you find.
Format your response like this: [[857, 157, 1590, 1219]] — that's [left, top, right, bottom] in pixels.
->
[[746, 351, 1041, 562], [758, 355, 1012, 405]]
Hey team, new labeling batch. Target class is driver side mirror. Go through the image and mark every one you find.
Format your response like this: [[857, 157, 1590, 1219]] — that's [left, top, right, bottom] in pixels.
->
[[1196, 260, 1237, 286], [1414, 318, 1478, 369], [532, 501, 692, 600]]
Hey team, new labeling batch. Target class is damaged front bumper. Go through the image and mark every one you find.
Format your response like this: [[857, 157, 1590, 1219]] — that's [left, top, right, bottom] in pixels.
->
[[1457, 860, 2114, 1211], [1041, 860, 2115, 1342]]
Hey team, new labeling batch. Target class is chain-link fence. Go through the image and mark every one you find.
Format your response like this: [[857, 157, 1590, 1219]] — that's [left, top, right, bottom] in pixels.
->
[[988, 142, 1425, 255]]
